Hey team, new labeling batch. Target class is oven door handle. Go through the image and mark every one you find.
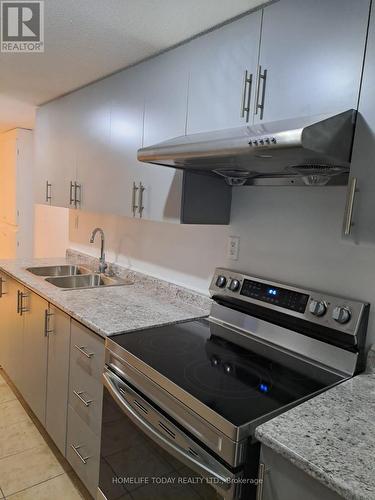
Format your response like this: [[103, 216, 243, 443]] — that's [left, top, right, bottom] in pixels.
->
[[102, 369, 234, 488]]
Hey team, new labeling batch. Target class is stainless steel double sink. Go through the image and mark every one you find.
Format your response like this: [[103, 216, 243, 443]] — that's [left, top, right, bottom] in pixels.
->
[[26, 265, 133, 290]]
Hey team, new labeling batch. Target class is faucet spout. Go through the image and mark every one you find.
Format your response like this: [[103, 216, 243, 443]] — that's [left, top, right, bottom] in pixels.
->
[[90, 227, 107, 274]]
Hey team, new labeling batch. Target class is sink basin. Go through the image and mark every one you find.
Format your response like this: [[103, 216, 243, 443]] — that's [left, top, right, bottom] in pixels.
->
[[26, 265, 91, 277], [45, 274, 133, 289]]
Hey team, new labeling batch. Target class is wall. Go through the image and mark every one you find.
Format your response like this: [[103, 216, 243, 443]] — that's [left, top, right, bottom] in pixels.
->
[[68, 185, 375, 347], [68, 210, 229, 293], [34, 204, 69, 258]]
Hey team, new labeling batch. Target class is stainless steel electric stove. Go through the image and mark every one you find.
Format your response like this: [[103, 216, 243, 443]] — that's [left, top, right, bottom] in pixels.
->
[[98, 268, 369, 500]]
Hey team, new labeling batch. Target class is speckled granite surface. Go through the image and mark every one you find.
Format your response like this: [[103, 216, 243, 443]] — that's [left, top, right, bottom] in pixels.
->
[[0, 254, 211, 338], [255, 371, 375, 500]]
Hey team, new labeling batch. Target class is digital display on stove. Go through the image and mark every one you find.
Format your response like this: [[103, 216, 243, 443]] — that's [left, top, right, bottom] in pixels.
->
[[240, 279, 309, 313]]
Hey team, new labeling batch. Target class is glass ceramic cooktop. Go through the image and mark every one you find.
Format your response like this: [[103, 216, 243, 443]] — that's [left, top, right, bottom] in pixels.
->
[[112, 319, 341, 427]]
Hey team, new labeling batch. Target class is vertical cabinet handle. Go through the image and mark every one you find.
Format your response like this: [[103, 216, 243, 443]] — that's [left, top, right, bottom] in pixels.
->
[[256, 462, 269, 500], [255, 66, 267, 120], [44, 309, 54, 337], [69, 181, 75, 207], [343, 177, 357, 236], [132, 182, 139, 217], [138, 182, 145, 218], [17, 291, 28, 316], [0, 277, 6, 298], [75, 182, 82, 208], [241, 70, 253, 122], [45, 181, 52, 203]]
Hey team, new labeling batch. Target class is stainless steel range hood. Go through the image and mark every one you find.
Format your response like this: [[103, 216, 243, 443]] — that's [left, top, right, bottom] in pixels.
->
[[137, 109, 356, 186]]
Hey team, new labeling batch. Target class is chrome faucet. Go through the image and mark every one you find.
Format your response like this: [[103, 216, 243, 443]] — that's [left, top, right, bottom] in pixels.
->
[[89, 227, 107, 274]]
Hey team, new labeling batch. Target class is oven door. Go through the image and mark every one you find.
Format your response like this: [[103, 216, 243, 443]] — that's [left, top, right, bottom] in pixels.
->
[[99, 368, 242, 500]]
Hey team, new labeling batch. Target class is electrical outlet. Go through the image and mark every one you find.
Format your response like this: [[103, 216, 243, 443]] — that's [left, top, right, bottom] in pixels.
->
[[228, 236, 240, 260]]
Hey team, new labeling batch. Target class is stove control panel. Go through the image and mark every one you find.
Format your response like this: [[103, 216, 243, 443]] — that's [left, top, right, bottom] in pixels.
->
[[209, 268, 369, 336], [240, 279, 309, 313]]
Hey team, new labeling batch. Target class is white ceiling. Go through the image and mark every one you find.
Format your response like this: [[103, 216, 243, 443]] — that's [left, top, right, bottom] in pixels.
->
[[0, 0, 266, 133]]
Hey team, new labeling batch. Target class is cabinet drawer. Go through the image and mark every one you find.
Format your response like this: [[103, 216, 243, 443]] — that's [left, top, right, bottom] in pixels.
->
[[66, 405, 101, 498], [69, 360, 103, 436], [70, 320, 105, 382]]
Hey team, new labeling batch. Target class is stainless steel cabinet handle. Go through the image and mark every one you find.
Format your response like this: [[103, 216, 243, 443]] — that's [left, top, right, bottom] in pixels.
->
[[343, 177, 357, 236], [256, 462, 269, 500], [44, 309, 54, 337], [0, 277, 6, 298], [132, 182, 139, 217], [138, 182, 145, 218], [70, 444, 90, 464], [241, 70, 253, 122], [75, 182, 82, 208], [20, 292, 29, 315], [73, 390, 93, 407], [45, 181, 52, 203], [69, 181, 75, 207], [74, 344, 94, 359], [18, 291, 28, 316], [255, 66, 267, 120]]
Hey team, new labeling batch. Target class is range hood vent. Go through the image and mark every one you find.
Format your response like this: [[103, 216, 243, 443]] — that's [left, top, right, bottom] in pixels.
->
[[137, 110, 356, 186]]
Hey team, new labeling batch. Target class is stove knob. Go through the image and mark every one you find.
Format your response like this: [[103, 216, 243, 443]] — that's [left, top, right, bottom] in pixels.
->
[[265, 138, 270, 144], [228, 279, 240, 292], [309, 300, 327, 317], [215, 275, 227, 288], [259, 139, 264, 145], [332, 306, 351, 324], [271, 138, 277, 144]]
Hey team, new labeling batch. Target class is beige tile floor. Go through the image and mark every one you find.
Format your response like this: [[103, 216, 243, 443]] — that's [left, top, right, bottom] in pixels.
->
[[0, 370, 91, 500]]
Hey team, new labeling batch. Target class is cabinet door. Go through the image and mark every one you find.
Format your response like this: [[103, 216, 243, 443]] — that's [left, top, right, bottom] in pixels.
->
[[22, 289, 48, 424], [0, 224, 17, 259], [141, 45, 190, 222], [4, 279, 24, 392], [256, 0, 370, 123], [0, 272, 12, 369], [107, 66, 145, 217], [259, 445, 343, 500], [342, 1, 375, 245], [0, 130, 17, 225], [34, 97, 77, 208], [75, 80, 111, 213], [187, 12, 262, 133], [45, 306, 71, 455]]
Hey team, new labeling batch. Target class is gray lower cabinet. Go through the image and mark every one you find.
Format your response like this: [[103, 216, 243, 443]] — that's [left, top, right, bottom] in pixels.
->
[[2, 278, 24, 391], [45, 305, 71, 455], [258, 445, 344, 500], [66, 320, 105, 497], [22, 290, 49, 425], [342, 0, 375, 245]]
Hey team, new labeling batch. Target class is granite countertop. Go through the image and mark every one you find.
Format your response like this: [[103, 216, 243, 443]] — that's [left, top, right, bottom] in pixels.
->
[[255, 370, 375, 500], [0, 254, 211, 338]]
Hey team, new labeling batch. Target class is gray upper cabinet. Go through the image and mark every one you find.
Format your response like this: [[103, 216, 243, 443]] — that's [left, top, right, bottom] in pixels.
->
[[109, 66, 145, 218], [75, 79, 111, 213], [342, 0, 375, 245], [256, 0, 370, 123], [186, 11, 262, 133], [141, 45, 189, 222]]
